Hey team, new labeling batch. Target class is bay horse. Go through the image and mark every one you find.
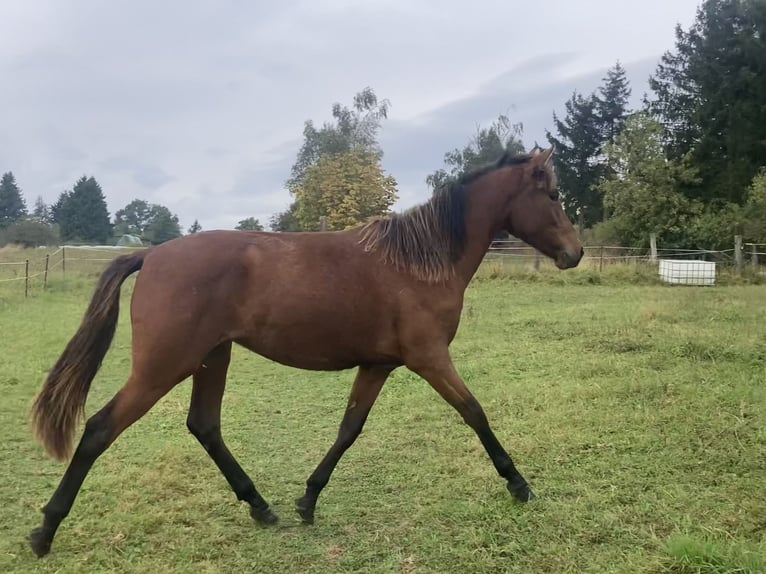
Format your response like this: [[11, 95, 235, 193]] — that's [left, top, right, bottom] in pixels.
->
[[28, 146, 582, 557]]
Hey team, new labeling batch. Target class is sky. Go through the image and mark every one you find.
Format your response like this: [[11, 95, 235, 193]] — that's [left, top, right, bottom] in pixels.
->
[[0, 0, 703, 232]]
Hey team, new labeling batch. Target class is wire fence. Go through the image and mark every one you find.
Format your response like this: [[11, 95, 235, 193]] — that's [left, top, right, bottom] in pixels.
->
[[0, 245, 147, 298], [0, 236, 763, 298]]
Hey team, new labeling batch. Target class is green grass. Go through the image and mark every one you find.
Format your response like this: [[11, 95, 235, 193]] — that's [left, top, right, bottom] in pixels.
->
[[1, 268, 765, 573]]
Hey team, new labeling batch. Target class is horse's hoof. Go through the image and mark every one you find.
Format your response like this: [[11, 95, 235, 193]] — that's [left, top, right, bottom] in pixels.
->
[[250, 505, 279, 526], [29, 527, 52, 558], [295, 497, 315, 525], [507, 480, 536, 503]]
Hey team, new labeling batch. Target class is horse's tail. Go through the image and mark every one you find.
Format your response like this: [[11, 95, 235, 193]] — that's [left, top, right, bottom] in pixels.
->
[[31, 250, 148, 462]]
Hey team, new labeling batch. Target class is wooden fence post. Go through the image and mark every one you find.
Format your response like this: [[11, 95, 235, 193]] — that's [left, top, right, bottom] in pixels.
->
[[44, 254, 50, 290], [25, 259, 29, 298], [752, 243, 758, 270], [62, 246, 66, 276], [735, 235, 743, 274], [599, 246, 604, 272], [534, 251, 541, 271], [649, 233, 657, 262], [319, 216, 327, 232]]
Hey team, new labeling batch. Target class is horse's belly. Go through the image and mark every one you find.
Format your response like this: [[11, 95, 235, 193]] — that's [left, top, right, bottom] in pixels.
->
[[234, 323, 399, 372]]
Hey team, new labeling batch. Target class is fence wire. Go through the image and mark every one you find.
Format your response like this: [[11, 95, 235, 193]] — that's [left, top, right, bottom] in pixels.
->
[[1, 241, 763, 295]]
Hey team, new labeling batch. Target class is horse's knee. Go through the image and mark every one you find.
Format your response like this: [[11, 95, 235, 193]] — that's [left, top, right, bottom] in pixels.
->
[[460, 396, 489, 430], [79, 407, 115, 458], [186, 413, 220, 446]]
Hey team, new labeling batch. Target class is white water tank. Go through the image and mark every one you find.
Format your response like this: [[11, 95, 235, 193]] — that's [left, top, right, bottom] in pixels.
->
[[658, 259, 716, 286]]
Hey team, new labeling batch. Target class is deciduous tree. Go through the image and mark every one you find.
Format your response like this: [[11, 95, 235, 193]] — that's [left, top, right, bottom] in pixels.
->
[[293, 150, 397, 231], [235, 217, 263, 231], [426, 114, 525, 192]]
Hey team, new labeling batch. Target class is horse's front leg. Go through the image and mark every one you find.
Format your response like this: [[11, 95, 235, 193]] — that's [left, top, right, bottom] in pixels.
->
[[406, 349, 534, 502]]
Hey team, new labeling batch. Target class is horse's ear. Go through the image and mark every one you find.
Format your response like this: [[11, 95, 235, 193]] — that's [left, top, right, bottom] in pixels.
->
[[539, 146, 554, 166]]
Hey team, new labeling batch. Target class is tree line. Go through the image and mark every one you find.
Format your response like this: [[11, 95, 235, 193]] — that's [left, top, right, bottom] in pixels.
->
[[544, 0, 766, 249], [273, 0, 765, 249], [2, 0, 763, 250], [0, 173, 266, 248]]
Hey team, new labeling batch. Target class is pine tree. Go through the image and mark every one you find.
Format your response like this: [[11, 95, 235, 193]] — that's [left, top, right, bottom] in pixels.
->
[[188, 219, 202, 234], [594, 62, 632, 219], [56, 176, 112, 243], [0, 172, 28, 228], [595, 61, 632, 151], [645, 0, 766, 205], [546, 91, 604, 229], [32, 196, 51, 224]]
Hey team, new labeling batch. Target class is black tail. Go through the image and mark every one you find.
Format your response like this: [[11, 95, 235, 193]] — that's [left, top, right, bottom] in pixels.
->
[[30, 251, 147, 461]]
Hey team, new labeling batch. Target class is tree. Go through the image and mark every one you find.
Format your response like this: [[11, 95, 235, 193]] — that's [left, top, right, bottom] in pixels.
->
[[143, 205, 181, 245], [595, 62, 632, 148], [32, 196, 52, 224], [0, 172, 27, 228], [54, 176, 111, 243], [594, 112, 701, 248], [426, 114, 526, 192], [114, 199, 152, 236], [235, 217, 263, 231], [113, 199, 182, 244], [269, 202, 300, 232], [287, 87, 390, 196], [645, 0, 766, 205], [188, 219, 202, 234], [743, 169, 766, 242], [546, 91, 604, 228], [0, 220, 59, 248], [594, 62, 632, 220], [292, 150, 398, 231]]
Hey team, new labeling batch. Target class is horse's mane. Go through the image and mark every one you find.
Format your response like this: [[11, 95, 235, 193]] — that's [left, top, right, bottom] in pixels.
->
[[359, 151, 533, 283]]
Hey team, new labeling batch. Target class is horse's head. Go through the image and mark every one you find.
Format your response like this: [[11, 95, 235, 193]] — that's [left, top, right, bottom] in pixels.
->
[[501, 146, 583, 269]]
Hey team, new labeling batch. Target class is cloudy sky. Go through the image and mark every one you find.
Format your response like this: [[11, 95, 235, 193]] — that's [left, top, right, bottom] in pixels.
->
[[1, 0, 702, 232]]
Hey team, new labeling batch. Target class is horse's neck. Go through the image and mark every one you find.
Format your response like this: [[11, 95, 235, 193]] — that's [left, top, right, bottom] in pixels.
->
[[453, 188, 506, 286]]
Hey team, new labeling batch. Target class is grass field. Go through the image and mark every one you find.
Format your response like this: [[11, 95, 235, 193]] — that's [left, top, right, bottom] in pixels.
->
[[0, 255, 764, 573]]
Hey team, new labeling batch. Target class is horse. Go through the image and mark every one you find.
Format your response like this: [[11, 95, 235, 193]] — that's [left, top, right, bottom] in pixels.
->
[[28, 146, 582, 557]]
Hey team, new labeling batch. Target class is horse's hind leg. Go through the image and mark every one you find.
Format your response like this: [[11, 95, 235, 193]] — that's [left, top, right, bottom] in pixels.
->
[[296, 365, 393, 524], [29, 374, 176, 558], [186, 342, 278, 526]]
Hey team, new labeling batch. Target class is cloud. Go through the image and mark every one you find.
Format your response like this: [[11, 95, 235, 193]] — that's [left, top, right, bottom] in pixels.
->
[[380, 56, 659, 210], [0, 0, 701, 231]]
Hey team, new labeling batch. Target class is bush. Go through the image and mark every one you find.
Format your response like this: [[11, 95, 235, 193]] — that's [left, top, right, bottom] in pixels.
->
[[0, 220, 59, 248]]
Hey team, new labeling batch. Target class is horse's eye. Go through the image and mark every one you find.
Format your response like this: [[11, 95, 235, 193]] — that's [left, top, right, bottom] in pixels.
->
[[550, 191, 559, 201]]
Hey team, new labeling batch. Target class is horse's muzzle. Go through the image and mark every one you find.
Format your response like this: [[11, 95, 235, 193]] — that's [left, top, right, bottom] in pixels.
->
[[556, 247, 584, 269]]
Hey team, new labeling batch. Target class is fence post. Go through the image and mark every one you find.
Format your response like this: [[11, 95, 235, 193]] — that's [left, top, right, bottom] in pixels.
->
[[319, 216, 327, 232], [44, 254, 50, 290], [599, 246, 604, 272], [649, 233, 657, 262], [62, 246, 66, 276], [752, 243, 758, 270], [25, 259, 29, 298], [534, 251, 541, 271], [735, 235, 743, 275]]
